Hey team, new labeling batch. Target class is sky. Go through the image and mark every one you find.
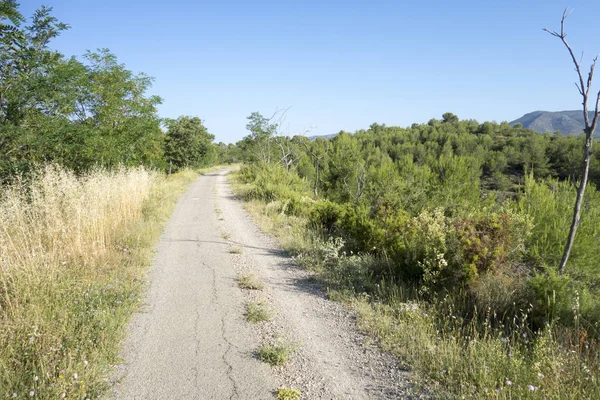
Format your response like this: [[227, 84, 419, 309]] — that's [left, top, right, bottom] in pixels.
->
[[19, 0, 600, 143]]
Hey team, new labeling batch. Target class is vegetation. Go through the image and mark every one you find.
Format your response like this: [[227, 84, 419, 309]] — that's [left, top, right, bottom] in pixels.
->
[[164, 116, 216, 173], [231, 109, 600, 398], [237, 273, 265, 291], [258, 343, 292, 366], [0, 2, 220, 181], [245, 301, 272, 323], [275, 387, 301, 400], [0, 165, 197, 398], [543, 9, 600, 273], [229, 246, 243, 254]]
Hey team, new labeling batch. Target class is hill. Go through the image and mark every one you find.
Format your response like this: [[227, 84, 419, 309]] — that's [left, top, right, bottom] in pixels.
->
[[510, 110, 598, 137], [308, 133, 338, 141]]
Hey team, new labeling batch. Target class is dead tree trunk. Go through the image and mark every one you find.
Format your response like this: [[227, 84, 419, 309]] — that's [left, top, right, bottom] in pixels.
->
[[544, 9, 600, 274]]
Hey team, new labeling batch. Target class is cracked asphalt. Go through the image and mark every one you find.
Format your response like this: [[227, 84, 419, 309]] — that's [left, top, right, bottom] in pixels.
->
[[112, 169, 274, 399], [112, 168, 415, 399]]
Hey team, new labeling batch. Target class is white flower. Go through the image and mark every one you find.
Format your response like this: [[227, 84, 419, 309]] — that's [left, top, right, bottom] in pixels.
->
[[34, 376, 38, 381], [73, 373, 78, 379], [505, 379, 512, 386], [12, 394, 17, 398], [84, 360, 89, 365], [29, 391, 35, 397], [528, 385, 538, 391]]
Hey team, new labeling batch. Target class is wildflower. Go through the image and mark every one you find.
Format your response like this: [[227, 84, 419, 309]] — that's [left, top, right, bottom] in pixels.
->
[[505, 379, 512, 386], [12, 394, 17, 398], [34, 376, 38, 381], [30, 391, 35, 397], [84, 360, 89, 365], [61, 394, 66, 398], [73, 373, 78, 379], [528, 385, 538, 391], [537, 372, 544, 379]]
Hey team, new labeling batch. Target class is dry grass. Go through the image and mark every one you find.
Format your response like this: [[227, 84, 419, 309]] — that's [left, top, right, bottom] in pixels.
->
[[245, 301, 272, 323], [0, 165, 197, 398], [237, 273, 264, 290], [229, 246, 243, 254], [258, 343, 292, 366]]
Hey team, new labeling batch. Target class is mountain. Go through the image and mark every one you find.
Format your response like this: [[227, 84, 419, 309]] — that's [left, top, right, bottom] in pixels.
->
[[308, 133, 338, 141], [510, 110, 598, 137]]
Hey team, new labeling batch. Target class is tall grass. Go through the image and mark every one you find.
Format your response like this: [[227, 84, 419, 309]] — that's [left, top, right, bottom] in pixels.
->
[[0, 165, 197, 398]]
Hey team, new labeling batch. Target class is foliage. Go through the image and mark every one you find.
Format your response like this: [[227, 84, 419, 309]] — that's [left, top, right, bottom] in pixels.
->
[[164, 116, 215, 171], [0, 3, 215, 180], [276, 387, 301, 400], [245, 301, 272, 323], [231, 111, 600, 397], [258, 343, 292, 366]]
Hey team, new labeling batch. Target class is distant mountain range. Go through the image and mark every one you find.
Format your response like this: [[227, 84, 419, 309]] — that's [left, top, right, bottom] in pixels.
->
[[308, 133, 338, 141], [510, 110, 598, 137], [306, 111, 599, 141]]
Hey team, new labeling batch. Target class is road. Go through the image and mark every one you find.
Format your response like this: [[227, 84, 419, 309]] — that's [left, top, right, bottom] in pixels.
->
[[112, 168, 413, 399]]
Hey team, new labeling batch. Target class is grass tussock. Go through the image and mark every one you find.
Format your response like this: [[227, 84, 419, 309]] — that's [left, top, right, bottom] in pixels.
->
[[0, 165, 197, 398], [245, 301, 272, 323], [237, 273, 264, 291], [275, 387, 301, 400], [229, 246, 243, 254], [258, 343, 292, 366]]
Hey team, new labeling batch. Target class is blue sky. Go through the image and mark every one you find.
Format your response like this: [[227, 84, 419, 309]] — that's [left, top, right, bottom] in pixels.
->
[[20, 0, 600, 143]]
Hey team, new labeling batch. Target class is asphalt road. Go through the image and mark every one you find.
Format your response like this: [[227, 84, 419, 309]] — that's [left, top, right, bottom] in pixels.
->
[[112, 168, 413, 399], [113, 169, 274, 399]]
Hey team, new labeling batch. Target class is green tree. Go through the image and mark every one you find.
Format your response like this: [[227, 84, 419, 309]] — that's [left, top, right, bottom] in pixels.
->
[[244, 111, 277, 163], [164, 116, 215, 172]]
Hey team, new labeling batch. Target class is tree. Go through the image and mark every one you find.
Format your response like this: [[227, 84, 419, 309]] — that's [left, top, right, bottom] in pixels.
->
[[164, 116, 215, 172], [544, 9, 600, 274], [0, 2, 168, 177], [244, 111, 278, 163], [442, 112, 459, 124]]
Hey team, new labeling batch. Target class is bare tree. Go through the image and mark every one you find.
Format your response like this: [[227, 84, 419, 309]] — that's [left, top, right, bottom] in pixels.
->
[[544, 8, 600, 274]]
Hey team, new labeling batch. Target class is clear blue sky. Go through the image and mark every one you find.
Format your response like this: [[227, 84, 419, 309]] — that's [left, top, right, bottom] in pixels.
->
[[20, 0, 600, 143]]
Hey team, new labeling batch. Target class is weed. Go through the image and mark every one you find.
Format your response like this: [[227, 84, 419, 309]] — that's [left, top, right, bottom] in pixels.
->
[[229, 246, 243, 254], [276, 387, 301, 400], [237, 273, 264, 290], [258, 343, 292, 366], [246, 301, 272, 323]]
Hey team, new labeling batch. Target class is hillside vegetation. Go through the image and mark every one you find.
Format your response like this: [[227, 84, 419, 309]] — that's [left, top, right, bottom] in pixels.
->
[[232, 112, 600, 398]]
